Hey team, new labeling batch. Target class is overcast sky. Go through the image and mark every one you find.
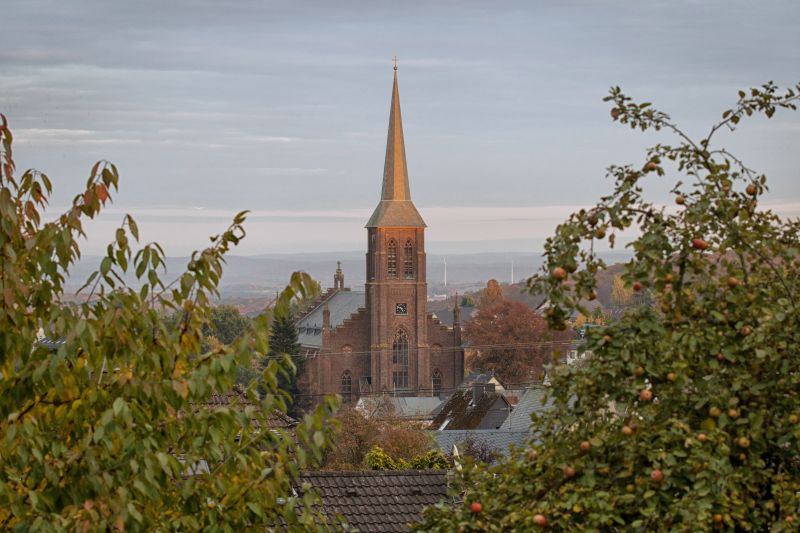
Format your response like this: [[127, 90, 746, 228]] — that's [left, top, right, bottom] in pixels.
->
[[2, 0, 799, 255]]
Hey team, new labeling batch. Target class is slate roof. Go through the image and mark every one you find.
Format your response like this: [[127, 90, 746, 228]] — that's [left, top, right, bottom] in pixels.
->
[[430, 387, 511, 430], [430, 430, 530, 459], [357, 396, 444, 420], [197, 387, 297, 430], [430, 306, 475, 327], [297, 290, 365, 348], [501, 386, 553, 432], [300, 470, 449, 532]]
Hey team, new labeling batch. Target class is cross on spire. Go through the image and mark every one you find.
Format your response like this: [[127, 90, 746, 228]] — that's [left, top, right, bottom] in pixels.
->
[[393, 55, 398, 70]]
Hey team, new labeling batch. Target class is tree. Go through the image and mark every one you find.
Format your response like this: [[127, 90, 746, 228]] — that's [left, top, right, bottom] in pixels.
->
[[0, 116, 337, 530], [416, 82, 800, 531], [204, 304, 252, 345], [289, 277, 321, 317], [267, 314, 304, 417], [463, 300, 568, 383], [321, 405, 432, 470], [479, 279, 504, 308], [610, 273, 633, 307]]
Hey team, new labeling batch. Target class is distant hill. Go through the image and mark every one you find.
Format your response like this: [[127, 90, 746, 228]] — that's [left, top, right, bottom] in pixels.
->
[[64, 250, 633, 310]]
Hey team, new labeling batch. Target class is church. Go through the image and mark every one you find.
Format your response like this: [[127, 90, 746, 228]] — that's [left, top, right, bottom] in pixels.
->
[[296, 67, 465, 401]]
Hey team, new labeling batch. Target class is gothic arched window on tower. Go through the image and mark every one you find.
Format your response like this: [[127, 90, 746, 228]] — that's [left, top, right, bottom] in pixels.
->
[[387, 239, 398, 278], [404, 239, 414, 279], [341, 371, 352, 402], [392, 329, 409, 389], [432, 369, 443, 395]]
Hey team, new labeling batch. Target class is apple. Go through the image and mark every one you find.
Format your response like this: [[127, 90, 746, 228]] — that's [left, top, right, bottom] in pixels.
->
[[691, 238, 709, 250], [697, 432, 707, 443], [625, 484, 635, 493], [789, 414, 798, 425], [785, 515, 795, 524], [644, 161, 659, 172], [563, 466, 576, 478], [579, 441, 591, 452], [737, 436, 750, 448], [713, 514, 723, 525], [716, 353, 725, 362], [664, 273, 674, 283], [603, 335, 612, 343], [533, 514, 548, 527], [633, 281, 643, 292], [622, 425, 634, 436], [650, 469, 664, 482], [666, 372, 676, 382], [595, 228, 606, 239], [709, 407, 722, 418], [527, 450, 539, 461], [552, 267, 567, 281], [727, 408, 739, 419], [470, 502, 482, 514], [675, 195, 685, 205], [639, 389, 653, 402], [634, 366, 645, 377], [740, 325, 752, 336], [610, 108, 621, 120], [727, 276, 740, 287], [746, 183, 757, 196]]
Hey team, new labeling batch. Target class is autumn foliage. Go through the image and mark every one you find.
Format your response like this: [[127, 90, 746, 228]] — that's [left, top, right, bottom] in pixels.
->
[[0, 115, 337, 530], [321, 405, 432, 470], [464, 300, 569, 384]]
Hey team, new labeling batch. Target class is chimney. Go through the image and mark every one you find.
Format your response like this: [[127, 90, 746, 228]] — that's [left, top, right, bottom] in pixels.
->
[[472, 382, 483, 404]]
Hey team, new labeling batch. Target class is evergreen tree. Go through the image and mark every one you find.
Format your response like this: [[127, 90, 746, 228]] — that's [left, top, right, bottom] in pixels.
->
[[267, 314, 304, 416]]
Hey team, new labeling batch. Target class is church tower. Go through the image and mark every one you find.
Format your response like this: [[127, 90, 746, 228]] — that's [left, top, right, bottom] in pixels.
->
[[365, 66, 429, 393]]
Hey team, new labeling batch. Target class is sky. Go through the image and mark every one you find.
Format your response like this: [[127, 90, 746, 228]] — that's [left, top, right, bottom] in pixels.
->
[[2, 0, 799, 256]]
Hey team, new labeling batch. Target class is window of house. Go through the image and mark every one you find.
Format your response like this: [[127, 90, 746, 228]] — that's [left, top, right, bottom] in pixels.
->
[[432, 369, 443, 395], [431, 343, 442, 356], [341, 371, 352, 401], [404, 239, 414, 279], [341, 344, 353, 354], [387, 239, 397, 278]]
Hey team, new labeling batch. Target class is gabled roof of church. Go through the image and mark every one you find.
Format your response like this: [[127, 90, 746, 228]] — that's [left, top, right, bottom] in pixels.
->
[[366, 68, 426, 228], [296, 290, 365, 348]]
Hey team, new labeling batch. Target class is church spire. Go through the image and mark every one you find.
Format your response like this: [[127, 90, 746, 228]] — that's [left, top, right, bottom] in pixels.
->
[[366, 65, 426, 228], [381, 68, 411, 201]]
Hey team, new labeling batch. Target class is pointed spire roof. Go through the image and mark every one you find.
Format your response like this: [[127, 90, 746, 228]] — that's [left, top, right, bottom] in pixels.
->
[[366, 67, 426, 228]]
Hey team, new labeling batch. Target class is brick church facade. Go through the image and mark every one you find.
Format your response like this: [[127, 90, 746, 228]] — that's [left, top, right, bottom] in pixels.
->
[[296, 68, 464, 401]]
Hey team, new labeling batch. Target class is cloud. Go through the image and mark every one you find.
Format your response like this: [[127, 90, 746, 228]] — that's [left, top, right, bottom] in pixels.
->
[[13, 128, 143, 145]]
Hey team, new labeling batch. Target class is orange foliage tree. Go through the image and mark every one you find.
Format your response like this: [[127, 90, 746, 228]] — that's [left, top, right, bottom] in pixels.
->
[[463, 300, 571, 384]]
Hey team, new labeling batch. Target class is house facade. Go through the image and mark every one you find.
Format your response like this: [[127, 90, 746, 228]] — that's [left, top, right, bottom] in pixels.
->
[[296, 68, 465, 401]]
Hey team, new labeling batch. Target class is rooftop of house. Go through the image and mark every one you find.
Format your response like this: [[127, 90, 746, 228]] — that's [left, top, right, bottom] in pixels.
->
[[430, 384, 511, 431], [296, 289, 365, 348], [299, 469, 449, 532], [356, 395, 445, 420], [429, 305, 475, 327], [501, 386, 553, 432], [461, 370, 506, 390], [430, 429, 530, 460], [197, 387, 297, 430]]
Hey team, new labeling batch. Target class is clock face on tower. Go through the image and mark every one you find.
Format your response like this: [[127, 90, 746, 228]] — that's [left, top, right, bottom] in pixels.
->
[[395, 303, 408, 315]]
